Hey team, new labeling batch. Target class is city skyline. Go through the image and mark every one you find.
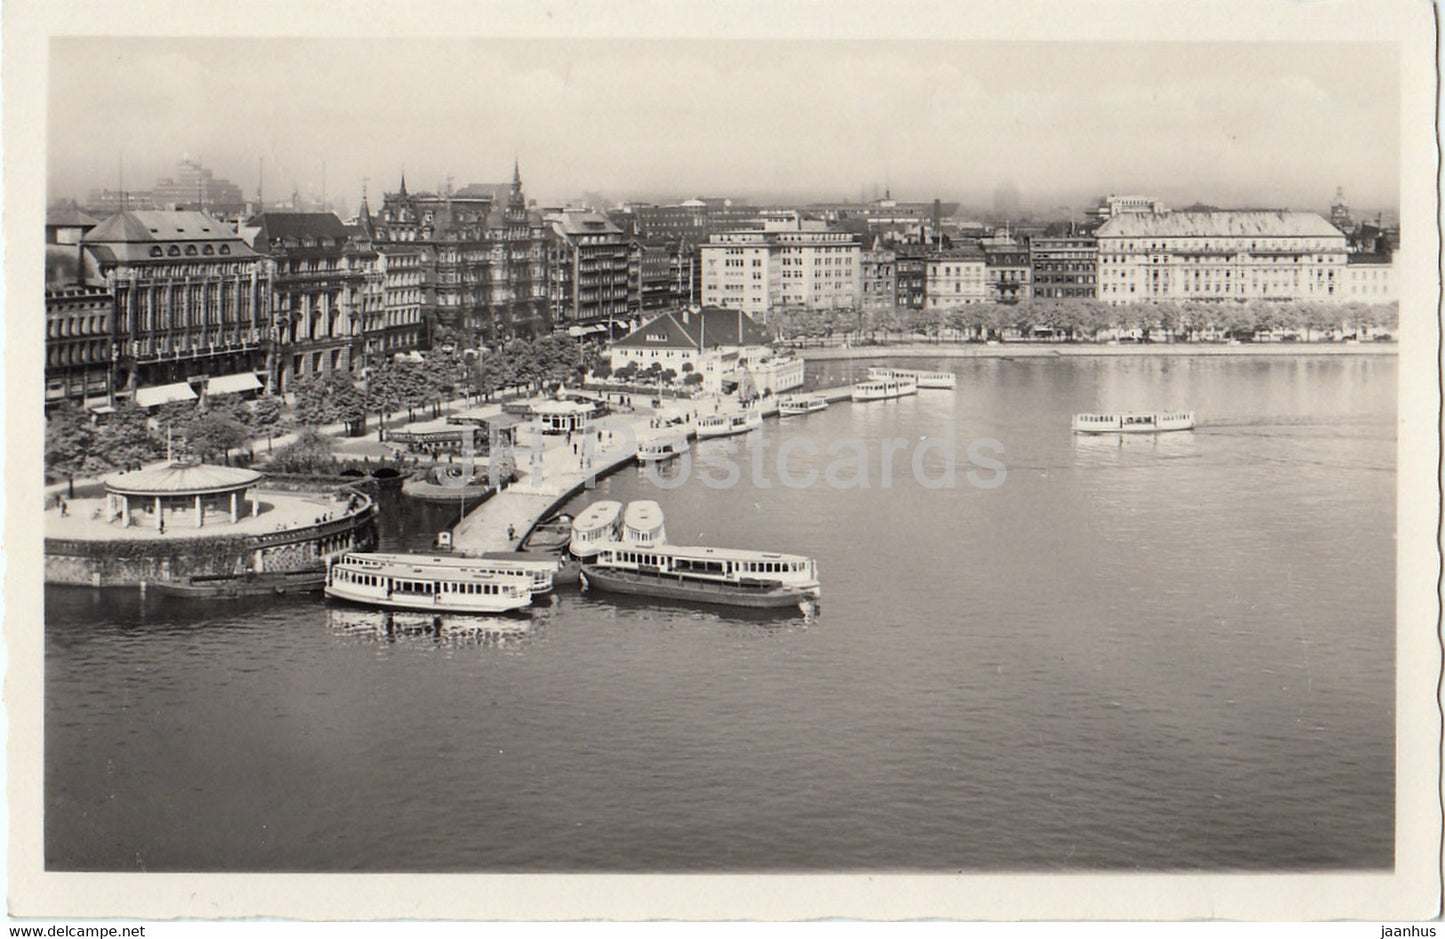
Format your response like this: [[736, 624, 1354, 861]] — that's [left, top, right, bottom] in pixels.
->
[[48, 38, 1400, 218]]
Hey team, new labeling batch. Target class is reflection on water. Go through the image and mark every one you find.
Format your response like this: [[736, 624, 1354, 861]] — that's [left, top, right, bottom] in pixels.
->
[[326, 606, 535, 646]]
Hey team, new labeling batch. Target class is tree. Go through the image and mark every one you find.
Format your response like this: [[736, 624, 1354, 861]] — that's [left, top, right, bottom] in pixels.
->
[[268, 427, 335, 475], [185, 411, 249, 465], [683, 372, 704, 388], [659, 368, 678, 385], [97, 400, 164, 471], [249, 395, 286, 451], [45, 401, 98, 486], [292, 373, 367, 435]]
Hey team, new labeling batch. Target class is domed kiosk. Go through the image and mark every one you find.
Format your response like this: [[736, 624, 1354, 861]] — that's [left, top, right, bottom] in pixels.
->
[[104, 460, 263, 530]]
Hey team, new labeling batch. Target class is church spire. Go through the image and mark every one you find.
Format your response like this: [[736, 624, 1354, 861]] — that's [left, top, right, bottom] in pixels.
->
[[399, 171, 408, 197], [513, 157, 522, 190]]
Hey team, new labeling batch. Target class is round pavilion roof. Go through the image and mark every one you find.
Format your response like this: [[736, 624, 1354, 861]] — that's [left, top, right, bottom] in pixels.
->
[[104, 461, 264, 497]]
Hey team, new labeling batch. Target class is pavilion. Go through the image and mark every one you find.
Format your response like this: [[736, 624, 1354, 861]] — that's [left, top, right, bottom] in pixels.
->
[[103, 461, 264, 530]]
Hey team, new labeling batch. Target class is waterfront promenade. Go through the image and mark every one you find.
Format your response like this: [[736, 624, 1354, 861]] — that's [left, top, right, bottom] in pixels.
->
[[801, 340, 1399, 361]]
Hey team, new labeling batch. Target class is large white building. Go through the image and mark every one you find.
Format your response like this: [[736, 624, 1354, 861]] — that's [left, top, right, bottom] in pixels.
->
[[925, 247, 989, 309], [1344, 254, 1395, 303], [607, 307, 774, 394], [1094, 211, 1350, 305], [700, 219, 861, 315]]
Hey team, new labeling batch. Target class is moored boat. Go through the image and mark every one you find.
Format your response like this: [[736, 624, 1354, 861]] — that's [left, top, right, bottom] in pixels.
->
[[867, 367, 955, 389], [579, 542, 821, 610], [778, 394, 829, 415], [636, 433, 688, 463], [696, 410, 763, 438], [1072, 411, 1196, 434], [621, 500, 667, 547], [851, 376, 918, 402], [150, 567, 327, 599], [325, 552, 534, 613], [569, 500, 624, 560]]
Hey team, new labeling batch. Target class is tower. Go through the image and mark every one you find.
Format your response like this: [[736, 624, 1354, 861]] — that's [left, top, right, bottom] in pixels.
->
[[1330, 186, 1352, 232]]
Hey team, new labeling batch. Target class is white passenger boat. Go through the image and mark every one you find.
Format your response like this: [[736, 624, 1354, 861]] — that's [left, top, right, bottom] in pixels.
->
[[851, 376, 918, 402], [867, 367, 956, 389], [325, 552, 535, 613], [696, 410, 763, 438], [636, 433, 688, 463], [1071, 411, 1196, 434], [778, 394, 829, 416], [579, 543, 821, 610], [569, 500, 624, 560], [621, 500, 667, 547]]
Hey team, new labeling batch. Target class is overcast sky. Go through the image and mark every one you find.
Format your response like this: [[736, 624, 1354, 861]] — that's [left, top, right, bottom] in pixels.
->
[[48, 38, 1399, 216]]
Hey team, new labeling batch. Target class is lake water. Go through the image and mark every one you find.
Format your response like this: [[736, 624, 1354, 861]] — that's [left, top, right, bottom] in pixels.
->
[[45, 354, 1397, 871]]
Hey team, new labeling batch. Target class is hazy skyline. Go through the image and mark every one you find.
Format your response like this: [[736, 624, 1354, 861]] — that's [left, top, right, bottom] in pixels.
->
[[49, 38, 1400, 217]]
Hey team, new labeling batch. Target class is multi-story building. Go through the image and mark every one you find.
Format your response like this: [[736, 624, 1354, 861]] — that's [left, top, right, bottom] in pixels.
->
[[374, 242, 430, 358], [893, 246, 929, 310], [241, 212, 364, 390], [861, 237, 897, 317], [151, 157, 248, 216], [1345, 253, 1394, 303], [548, 212, 631, 329], [80, 210, 271, 400], [1093, 211, 1348, 305], [45, 284, 116, 411], [925, 246, 988, 309], [629, 237, 679, 317], [368, 165, 550, 342], [1088, 194, 1167, 225], [1029, 235, 1098, 299], [700, 219, 861, 316], [344, 214, 387, 372], [983, 240, 1032, 302]]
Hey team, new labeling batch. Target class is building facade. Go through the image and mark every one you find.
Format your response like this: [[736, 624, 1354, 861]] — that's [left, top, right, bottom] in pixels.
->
[[547, 212, 631, 328], [1029, 235, 1098, 299], [925, 247, 988, 309], [893, 247, 928, 310], [607, 307, 772, 394], [861, 239, 897, 317], [368, 166, 549, 342], [983, 241, 1032, 302], [1345, 254, 1394, 303], [701, 219, 861, 316], [1093, 211, 1349, 305], [241, 212, 364, 390], [45, 285, 117, 410], [80, 210, 270, 397]]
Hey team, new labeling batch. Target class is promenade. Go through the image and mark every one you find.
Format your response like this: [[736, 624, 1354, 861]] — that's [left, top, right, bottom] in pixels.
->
[[801, 340, 1399, 361]]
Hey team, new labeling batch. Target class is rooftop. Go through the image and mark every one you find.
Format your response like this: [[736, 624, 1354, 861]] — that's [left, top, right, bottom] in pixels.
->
[[104, 461, 263, 496], [1094, 210, 1345, 240]]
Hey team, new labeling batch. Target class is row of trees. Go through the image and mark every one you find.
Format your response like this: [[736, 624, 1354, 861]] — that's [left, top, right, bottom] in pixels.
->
[[774, 299, 1401, 345]]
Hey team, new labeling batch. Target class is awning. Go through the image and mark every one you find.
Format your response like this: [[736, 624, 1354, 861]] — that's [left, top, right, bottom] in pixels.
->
[[205, 372, 262, 396], [135, 382, 199, 408], [567, 324, 609, 337]]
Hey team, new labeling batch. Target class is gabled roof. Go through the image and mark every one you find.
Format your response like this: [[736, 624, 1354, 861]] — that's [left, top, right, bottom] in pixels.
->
[[612, 307, 770, 351], [47, 207, 100, 228], [1094, 210, 1345, 240]]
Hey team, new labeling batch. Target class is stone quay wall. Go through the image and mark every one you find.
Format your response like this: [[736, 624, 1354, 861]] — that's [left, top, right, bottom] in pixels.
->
[[45, 500, 377, 588]]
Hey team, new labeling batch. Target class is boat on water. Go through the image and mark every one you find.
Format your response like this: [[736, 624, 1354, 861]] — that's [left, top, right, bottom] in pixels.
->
[[636, 433, 689, 463], [569, 500, 624, 560], [521, 513, 573, 552], [150, 567, 327, 599], [579, 542, 821, 610], [621, 499, 667, 547], [851, 376, 918, 402], [867, 367, 956, 390], [696, 410, 763, 439], [778, 394, 829, 416], [1072, 411, 1197, 434], [325, 552, 535, 613]]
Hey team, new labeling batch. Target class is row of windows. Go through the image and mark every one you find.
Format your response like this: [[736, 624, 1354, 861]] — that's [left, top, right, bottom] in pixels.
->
[[147, 243, 234, 258]]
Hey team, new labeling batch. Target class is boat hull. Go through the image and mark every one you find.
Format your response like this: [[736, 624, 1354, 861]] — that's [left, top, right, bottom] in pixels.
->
[[324, 584, 532, 614], [1072, 412, 1196, 434], [580, 565, 819, 610], [151, 569, 326, 599]]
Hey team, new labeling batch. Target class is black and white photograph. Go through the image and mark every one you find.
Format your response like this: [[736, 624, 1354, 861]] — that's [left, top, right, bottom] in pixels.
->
[[4, 0, 1441, 927]]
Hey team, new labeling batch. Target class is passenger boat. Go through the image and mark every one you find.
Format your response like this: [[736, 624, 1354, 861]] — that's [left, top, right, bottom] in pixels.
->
[[333, 550, 557, 594], [521, 513, 573, 552], [636, 433, 688, 463], [325, 552, 535, 613], [867, 367, 956, 389], [1071, 411, 1196, 434], [778, 394, 829, 416], [850, 376, 918, 402], [569, 500, 624, 560], [696, 410, 763, 438], [579, 543, 821, 610], [621, 500, 667, 547]]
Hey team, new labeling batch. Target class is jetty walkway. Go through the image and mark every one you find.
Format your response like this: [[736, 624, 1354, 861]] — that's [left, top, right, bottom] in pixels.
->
[[450, 386, 854, 554]]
